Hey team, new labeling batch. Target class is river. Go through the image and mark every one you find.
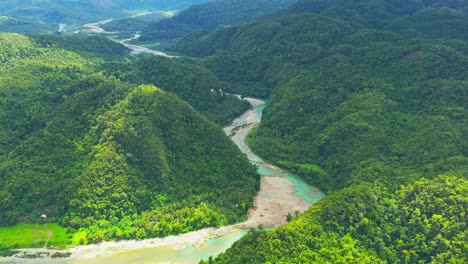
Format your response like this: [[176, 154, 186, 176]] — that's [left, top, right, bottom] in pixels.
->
[[78, 18, 173, 57], [118, 33, 174, 57]]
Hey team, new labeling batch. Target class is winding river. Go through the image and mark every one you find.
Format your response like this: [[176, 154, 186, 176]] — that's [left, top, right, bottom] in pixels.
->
[[1, 98, 323, 263]]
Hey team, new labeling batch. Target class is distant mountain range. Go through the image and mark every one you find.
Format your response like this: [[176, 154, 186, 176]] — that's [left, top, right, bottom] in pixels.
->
[[0, 0, 209, 33]]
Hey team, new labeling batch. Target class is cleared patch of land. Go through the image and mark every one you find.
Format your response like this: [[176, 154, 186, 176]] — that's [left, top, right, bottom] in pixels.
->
[[0, 223, 71, 249]]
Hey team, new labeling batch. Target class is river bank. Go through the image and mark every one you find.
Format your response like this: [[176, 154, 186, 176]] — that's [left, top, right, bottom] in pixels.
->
[[1, 97, 323, 263], [224, 98, 316, 228], [117, 33, 173, 57]]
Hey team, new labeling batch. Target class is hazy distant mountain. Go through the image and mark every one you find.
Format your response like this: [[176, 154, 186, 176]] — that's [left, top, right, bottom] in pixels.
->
[[0, 0, 209, 33]]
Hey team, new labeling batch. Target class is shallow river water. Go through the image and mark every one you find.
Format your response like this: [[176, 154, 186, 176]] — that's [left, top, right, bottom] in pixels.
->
[[71, 230, 249, 264]]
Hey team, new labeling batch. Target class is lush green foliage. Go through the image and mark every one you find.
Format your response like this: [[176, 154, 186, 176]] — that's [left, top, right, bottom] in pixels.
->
[[205, 176, 468, 263], [0, 3, 466, 263], [139, 0, 295, 43], [0, 33, 259, 244], [102, 56, 250, 125], [175, 1, 468, 263]]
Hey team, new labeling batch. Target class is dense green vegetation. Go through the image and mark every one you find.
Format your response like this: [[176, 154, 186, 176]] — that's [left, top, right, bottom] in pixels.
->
[[170, 0, 468, 263], [0, 32, 259, 245], [139, 0, 295, 43], [206, 176, 468, 263], [102, 56, 250, 125]]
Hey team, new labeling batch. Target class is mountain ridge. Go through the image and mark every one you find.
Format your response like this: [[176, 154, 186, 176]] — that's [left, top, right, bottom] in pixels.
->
[[138, 0, 296, 43]]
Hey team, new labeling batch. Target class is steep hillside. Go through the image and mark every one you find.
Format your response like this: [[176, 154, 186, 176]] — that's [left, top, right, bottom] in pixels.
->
[[138, 0, 295, 43], [0, 33, 259, 243]]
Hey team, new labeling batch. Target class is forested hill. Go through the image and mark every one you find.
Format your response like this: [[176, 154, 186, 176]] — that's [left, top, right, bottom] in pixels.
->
[[168, 1, 468, 263], [0, 33, 259, 243], [138, 0, 296, 43]]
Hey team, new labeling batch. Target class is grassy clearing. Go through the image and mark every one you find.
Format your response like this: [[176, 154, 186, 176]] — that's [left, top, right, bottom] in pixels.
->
[[0, 223, 73, 249]]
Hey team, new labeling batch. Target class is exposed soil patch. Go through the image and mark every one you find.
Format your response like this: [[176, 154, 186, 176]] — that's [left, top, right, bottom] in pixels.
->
[[401, 50, 424, 59]]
